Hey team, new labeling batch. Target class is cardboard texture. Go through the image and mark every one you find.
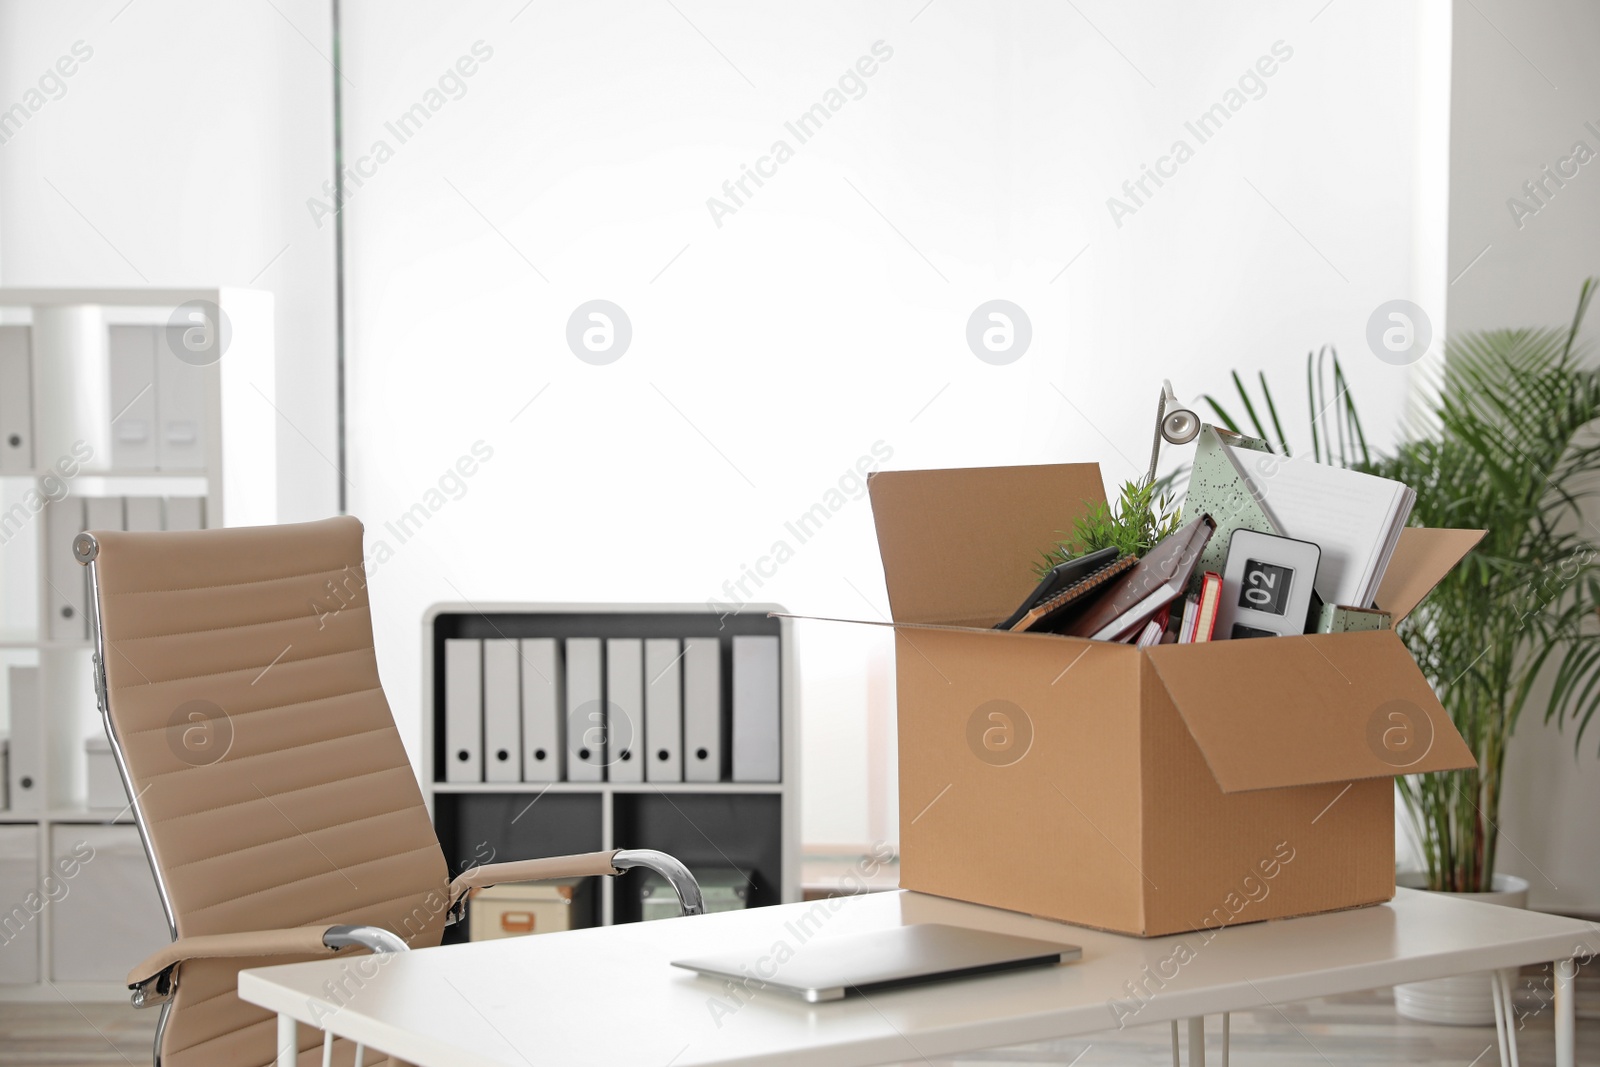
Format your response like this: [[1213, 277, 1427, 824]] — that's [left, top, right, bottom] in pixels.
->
[[1375, 527, 1487, 621], [868, 462, 1479, 937]]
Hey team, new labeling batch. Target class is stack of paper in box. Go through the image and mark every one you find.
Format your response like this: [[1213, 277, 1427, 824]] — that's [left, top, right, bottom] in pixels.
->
[[1224, 446, 1416, 608]]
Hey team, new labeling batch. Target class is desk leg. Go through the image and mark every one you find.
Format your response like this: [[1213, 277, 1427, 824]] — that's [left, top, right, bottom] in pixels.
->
[[1170, 1021, 1180, 1067], [1187, 1016, 1206, 1067], [1501, 969, 1521, 1067], [277, 1014, 297, 1067], [1556, 958, 1577, 1067], [1220, 1012, 1229, 1067], [1491, 970, 1511, 1067]]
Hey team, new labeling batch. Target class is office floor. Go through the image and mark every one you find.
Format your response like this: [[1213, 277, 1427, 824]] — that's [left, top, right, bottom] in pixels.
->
[[1, 977, 1594, 1066]]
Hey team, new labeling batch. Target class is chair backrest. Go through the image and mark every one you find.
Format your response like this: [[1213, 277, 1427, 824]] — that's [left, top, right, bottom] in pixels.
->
[[85, 516, 448, 1066]]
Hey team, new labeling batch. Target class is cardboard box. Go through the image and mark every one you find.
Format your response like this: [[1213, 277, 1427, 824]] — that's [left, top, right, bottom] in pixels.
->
[[865, 463, 1479, 937], [468, 878, 593, 940]]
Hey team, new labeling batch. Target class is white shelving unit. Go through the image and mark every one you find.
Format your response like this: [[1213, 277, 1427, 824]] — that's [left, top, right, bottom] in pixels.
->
[[421, 603, 800, 933], [0, 288, 275, 1002]]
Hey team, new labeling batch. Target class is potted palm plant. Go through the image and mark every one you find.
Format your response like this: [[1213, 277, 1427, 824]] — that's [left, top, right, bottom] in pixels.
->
[[1207, 280, 1600, 1024]]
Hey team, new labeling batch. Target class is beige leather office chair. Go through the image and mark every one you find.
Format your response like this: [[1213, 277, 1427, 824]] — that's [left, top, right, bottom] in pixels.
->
[[75, 516, 702, 1067]]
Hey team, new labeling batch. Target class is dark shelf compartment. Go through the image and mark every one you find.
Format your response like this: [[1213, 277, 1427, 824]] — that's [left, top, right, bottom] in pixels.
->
[[433, 791, 603, 945], [610, 791, 782, 924]]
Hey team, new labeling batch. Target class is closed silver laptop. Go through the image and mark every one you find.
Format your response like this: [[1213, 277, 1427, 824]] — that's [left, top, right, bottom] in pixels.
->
[[672, 922, 1080, 1003]]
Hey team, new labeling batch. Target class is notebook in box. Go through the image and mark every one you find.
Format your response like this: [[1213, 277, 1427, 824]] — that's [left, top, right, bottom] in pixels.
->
[[1060, 515, 1216, 641]]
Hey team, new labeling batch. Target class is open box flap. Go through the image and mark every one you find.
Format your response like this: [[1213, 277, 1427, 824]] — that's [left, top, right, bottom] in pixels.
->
[[1374, 528, 1485, 622], [867, 463, 1108, 626], [1145, 630, 1477, 793]]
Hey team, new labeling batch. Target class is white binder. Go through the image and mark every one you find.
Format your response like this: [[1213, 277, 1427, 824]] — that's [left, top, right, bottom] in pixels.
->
[[519, 638, 564, 782], [156, 330, 207, 471], [83, 496, 124, 535], [443, 639, 483, 783], [482, 639, 521, 783], [732, 636, 781, 782], [163, 496, 204, 531], [45, 496, 86, 640], [7, 667, 40, 814], [605, 638, 643, 783], [564, 638, 604, 782], [0, 326, 32, 475], [124, 497, 164, 532], [644, 638, 683, 782], [683, 637, 722, 782], [108, 325, 157, 470]]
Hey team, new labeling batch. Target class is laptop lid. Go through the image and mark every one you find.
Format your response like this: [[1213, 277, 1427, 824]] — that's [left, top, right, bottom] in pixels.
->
[[671, 923, 1081, 1003]]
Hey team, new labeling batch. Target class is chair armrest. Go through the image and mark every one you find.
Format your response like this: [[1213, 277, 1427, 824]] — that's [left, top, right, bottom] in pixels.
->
[[448, 848, 704, 919], [448, 849, 622, 903], [127, 923, 410, 1009], [128, 926, 337, 988]]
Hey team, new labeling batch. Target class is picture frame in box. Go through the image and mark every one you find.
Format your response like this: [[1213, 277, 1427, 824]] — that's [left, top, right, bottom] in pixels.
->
[[1216, 529, 1321, 640]]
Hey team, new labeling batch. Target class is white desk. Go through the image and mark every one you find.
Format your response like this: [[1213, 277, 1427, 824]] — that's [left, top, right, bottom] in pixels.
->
[[240, 888, 1596, 1067]]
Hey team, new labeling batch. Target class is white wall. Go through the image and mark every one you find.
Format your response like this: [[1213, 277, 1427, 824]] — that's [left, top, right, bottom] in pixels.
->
[[1446, 0, 1600, 914], [0, 0, 339, 521], [339, 0, 1440, 847]]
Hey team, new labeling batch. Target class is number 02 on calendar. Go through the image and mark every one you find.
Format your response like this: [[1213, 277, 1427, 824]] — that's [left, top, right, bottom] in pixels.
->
[[1216, 529, 1322, 640]]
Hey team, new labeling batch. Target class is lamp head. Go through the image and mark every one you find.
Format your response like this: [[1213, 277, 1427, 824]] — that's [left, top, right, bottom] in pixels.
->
[[1161, 406, 1200, 444], [1158, 379, 1200, 444], [1145, 379, 1200, 486]]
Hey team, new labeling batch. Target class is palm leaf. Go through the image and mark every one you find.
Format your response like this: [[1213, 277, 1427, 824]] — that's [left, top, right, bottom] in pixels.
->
[[1211, 279, 1600, 890]]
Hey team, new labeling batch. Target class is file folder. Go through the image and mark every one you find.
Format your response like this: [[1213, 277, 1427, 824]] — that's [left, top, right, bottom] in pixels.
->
[[732, 636, 781, 782], [124, 497, 164, 532], [564, 638, 604, 782], [108, 325, 157, 471], [482, 639, 521, 783], [83, 496, 124, 535], [163, 496, 204, 531], [644, 638, 683, 782], [6, 667, 39, 813], [156, 331, 207, 471], [443, 639, 483, 783], [605, 638, 643, 782], [683, 637, 722, 782], [0, 326, 32, 475], [45, 497, 87, 640], [519, 638, 564, 782]]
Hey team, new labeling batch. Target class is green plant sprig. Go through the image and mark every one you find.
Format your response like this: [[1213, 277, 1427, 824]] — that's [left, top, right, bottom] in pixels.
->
[[1035, 478, 1182, 576]]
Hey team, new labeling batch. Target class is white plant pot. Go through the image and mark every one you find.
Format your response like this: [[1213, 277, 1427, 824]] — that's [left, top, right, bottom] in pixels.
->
[[1392, 872, 1531, 1025]]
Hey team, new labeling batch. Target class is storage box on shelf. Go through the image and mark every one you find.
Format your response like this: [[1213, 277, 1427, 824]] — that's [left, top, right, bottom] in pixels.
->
[[467, 878, 595, 941], [0, 288, 275, 1000], [865, 463, 1478, 938], [640, 867, 749, 921], [423, 604, 799, 938]]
